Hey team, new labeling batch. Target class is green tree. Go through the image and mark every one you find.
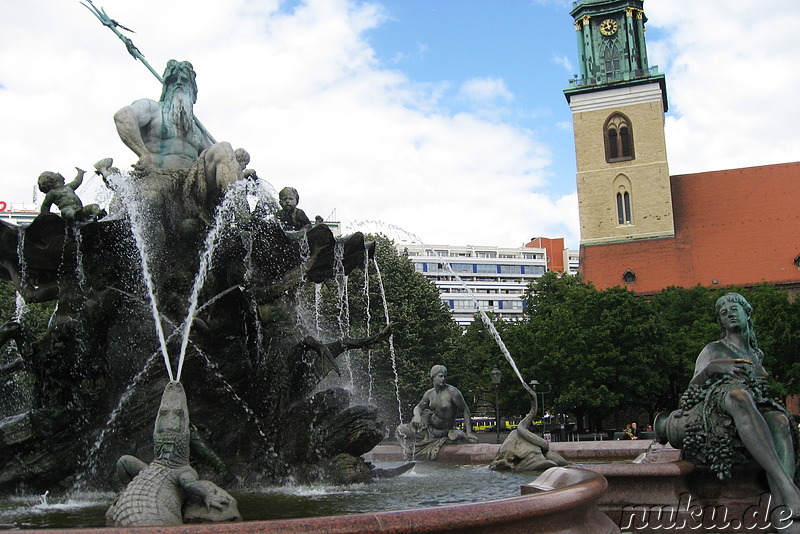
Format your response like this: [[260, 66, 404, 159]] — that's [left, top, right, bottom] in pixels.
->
[[649, 285, 717, 410], [456, 313, 517, 418], [739, 284, 800, 396], [0, 278, 55, 351], [514, 273, 668, 431], [0, 278, 56, 415]]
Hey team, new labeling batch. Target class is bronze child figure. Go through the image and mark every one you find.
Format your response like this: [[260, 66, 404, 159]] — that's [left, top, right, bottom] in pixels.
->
[[38, 167, 106, 223]]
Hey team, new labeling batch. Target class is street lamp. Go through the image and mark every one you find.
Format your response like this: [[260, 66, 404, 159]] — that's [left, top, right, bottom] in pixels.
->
[[530, 380, 553, 438], [490, 367, 502, 444]]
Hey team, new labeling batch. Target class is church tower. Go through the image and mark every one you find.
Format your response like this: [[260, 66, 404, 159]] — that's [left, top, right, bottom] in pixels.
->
[[564, 0, 673, 246]]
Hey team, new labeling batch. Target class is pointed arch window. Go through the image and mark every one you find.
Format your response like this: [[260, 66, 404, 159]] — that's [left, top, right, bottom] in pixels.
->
[[613, 174, 633, 226], [616, 191, 632, 225], [604, 113, 635, 163], [602, 43, 621, 76]]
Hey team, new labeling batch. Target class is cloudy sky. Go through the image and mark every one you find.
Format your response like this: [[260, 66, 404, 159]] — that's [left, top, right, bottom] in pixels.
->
[[1, 0, 798, 249]]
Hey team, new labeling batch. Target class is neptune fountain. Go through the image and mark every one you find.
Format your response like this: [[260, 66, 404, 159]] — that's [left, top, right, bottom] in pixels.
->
[[0, 50, 393, 526], [0, 42, 605, 527]]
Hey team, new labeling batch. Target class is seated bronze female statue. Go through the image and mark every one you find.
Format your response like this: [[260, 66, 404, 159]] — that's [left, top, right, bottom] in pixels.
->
[[657, 292, 800, 522]]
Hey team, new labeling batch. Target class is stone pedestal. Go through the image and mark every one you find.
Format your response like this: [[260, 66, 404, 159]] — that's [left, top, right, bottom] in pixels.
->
[[583, 457, 775, 533]]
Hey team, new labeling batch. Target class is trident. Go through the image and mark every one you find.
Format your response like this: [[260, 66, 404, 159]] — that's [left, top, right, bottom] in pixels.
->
[[80, 0, 217, 144]]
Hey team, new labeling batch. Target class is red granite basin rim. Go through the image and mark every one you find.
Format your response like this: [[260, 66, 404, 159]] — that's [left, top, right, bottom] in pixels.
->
[[20, 467, 616, 534]]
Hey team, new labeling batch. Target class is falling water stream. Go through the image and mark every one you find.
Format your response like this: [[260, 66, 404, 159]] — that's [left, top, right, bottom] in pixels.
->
[[332, 243, 354, 389], [350, 220, 537, 398], [73, 226, 87, 291], [314, 283, 322, 337], [13, 227, 29, 323], [373, 260, 404, 424], [16, 225, 27, 285], [176, 180, 251, 381], [108, 174, 173, 381], [362, 253, 374, 404], [13, 294, 28, 324]]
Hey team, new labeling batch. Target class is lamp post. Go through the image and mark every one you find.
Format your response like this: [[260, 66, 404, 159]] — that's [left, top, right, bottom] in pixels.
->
[[490, 367, 502, 444], [530, 380, 553, 439]]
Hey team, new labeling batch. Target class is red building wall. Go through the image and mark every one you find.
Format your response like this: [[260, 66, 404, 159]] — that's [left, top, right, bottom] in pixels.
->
[[581, 162, 800, 293], [527, 237, 566, 272]]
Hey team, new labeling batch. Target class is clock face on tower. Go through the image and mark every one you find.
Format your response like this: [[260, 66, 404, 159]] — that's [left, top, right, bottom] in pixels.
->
[[599, 18, 618, 36]]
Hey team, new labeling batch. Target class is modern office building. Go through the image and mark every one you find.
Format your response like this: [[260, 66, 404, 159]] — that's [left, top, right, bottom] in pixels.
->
[[400, 238, 577, 326], [0, 203, 39, 226]]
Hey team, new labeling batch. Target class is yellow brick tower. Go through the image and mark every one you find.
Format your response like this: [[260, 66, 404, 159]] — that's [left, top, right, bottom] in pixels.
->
[[564, 0, 673, 246]]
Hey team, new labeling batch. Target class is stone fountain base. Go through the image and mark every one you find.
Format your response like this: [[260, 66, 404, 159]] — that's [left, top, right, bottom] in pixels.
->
[[365, 439, 653, 465], [582, 448, 777, 533], [369, 440, 784, 533]]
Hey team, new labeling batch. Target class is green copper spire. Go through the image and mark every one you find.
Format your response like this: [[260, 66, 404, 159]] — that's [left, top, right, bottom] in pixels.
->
[[564, 0, 666, 110]]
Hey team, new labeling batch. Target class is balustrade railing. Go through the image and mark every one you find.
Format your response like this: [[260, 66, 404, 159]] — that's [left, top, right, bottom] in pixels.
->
[[567, 66, 661, 88]]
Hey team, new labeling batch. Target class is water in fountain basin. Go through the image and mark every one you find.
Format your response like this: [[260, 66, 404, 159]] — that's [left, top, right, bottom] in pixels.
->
[[0, 464, 533, 529], [238, 463, 532, 520]]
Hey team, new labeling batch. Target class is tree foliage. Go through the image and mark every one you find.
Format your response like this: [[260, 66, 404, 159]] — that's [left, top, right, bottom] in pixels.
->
[[734, 284, 800, 396], [516, 273, 666, 429], [457, 314, 515, 416], [0, 278, 57, 415], [487, 273, 800, 432], [0, 279, 55, 342]]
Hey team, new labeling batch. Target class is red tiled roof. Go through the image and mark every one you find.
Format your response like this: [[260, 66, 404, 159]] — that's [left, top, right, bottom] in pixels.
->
[[581, 162, 800, 293]]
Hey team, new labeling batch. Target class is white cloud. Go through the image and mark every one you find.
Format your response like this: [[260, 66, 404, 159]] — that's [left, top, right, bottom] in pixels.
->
[[457, 77, 514, 105], [551, 54, 573, 74], [0, 0, 577, 249], [9, 1, 793, 252], [646, 0, 800, 174]]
